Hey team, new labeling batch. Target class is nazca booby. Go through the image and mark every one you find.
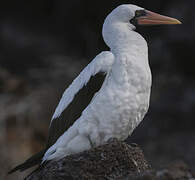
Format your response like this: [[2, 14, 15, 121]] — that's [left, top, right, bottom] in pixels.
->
[[9, 4, 181, 173]]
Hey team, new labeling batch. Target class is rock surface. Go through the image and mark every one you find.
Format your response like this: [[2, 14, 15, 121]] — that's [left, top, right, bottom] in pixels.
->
[[125, 161, 195, 180], [24, 140, 195, 180], [25, 139, 150, 180]]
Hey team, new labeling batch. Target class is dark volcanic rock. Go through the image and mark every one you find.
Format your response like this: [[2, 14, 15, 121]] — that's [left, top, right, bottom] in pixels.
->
[[25, 139, 150, 180], [125, 161, 194, 180], [24, 140, 195, 180], [155, 161, 194, 180]]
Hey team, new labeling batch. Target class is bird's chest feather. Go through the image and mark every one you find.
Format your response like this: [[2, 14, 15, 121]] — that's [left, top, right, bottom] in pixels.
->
[[82, 55, 151, 141], [109, 54, 151, 106], [96, 55, 151, 137]]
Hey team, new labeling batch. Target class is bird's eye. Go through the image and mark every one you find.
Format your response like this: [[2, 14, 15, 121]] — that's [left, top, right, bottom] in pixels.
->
[[135, 10, 147, 18]]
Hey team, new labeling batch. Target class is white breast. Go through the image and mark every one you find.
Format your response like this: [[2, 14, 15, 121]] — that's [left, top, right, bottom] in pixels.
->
[[78, 53, 152, 145]]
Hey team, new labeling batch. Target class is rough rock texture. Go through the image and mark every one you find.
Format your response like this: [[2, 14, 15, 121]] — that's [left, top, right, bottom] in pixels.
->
[[125, 161, 195, 180], [24, 140, 195, 180], [25, 139, 150, 180]]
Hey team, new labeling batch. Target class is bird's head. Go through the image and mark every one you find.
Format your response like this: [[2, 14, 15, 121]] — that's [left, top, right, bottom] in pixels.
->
[[103, 4, 181, 49]]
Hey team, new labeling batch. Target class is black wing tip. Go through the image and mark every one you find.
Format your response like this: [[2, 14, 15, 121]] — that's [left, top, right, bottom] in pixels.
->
[[8, 169, 16, 174], [8, 161, 40, 175], [8, 165, 24, 174], [8, 162, 33, 174], [8, 149, 46, 175]]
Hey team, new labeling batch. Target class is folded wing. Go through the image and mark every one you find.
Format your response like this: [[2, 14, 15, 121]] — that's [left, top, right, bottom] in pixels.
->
[[47, 51, 114, 148], [8, 51, 114, 174]]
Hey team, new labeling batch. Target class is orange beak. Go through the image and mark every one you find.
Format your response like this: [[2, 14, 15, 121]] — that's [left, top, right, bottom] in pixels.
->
[[137, 10, 182, 25]]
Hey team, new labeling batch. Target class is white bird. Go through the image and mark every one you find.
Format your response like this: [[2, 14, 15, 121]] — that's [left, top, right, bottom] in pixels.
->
[[9, 4, 181, 173]]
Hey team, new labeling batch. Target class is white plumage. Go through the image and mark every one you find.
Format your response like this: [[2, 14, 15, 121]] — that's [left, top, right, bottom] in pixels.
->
[[8, 4, 181, 173], [43, 4, 152, 161], [51, 51, 114, 121]]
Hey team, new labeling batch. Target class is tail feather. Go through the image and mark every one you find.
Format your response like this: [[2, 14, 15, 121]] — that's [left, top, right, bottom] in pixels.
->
[[8, 149, 46, 174]]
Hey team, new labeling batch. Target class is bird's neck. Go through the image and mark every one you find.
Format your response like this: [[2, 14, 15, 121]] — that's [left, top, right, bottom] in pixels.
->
[[109, 29, 150, 85], [103, 22, 149, 83], [103, 21, 148, 55], [110, 29, 149, 68], [111, 30, 148, 56]]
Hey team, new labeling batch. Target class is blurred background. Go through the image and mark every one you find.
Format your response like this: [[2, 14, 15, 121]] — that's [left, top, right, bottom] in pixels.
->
[[0, 0, 194, 179]]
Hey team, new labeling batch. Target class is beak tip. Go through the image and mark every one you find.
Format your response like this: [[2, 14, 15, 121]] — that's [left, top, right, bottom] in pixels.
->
[[175, 19, 182, 24]]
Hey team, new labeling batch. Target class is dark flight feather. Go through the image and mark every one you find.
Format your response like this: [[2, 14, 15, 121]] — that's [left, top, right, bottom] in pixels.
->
[[8, 72, 107, 174], [47, 72, 106, 148]]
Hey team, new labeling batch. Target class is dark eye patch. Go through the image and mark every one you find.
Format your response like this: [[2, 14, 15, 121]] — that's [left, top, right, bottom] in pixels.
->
[[130, 10, 147, 26], [135, 10, 147, 18]]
